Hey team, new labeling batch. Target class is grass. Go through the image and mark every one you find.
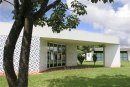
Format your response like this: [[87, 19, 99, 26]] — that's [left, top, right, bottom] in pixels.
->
[[0, 61, 130, 87]]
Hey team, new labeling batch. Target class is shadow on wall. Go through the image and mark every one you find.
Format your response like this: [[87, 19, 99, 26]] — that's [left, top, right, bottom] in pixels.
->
[[46, 75, 130, 87]]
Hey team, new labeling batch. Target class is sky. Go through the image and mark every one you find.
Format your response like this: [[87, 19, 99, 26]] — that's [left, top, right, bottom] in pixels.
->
[[0, 0, 130, 47]]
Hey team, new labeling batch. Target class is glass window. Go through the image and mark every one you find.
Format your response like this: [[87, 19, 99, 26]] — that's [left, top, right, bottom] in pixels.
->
[[47, 43, 66, 68], [120, 51, 128, 61], [62, 45, 66, 54], [54, 44, 57, 52], [49, 43, 53, 51], [95, 51, 103, 61]]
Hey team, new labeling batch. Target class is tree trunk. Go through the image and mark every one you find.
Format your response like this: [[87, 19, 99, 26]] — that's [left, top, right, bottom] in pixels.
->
[[3, 19, 24, 87], [17, 16, 33, 87]]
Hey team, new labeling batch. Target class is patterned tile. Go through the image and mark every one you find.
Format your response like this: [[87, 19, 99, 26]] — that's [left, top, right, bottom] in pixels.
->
[[0, 35, 40, 73]]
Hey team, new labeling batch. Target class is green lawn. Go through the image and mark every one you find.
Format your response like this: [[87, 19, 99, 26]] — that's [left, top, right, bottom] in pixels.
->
[[0, 61, 130, 87]]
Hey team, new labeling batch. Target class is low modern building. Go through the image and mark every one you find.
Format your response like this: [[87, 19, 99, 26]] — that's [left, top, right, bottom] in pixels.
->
[[0, 22, 120, 74]]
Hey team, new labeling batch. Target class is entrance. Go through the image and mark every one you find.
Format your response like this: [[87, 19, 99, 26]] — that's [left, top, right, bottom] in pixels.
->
[[47, 43, 66, 68]]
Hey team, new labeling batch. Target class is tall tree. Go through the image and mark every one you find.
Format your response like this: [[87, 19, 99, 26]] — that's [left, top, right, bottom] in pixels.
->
[[0, 0, 113, 87]]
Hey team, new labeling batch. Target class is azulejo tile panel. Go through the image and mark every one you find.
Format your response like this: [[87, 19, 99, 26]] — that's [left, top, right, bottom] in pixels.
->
[[0, 35, 40, 73]]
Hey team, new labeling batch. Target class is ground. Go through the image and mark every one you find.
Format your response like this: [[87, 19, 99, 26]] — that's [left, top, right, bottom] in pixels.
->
[[0, 61, 130, 87]]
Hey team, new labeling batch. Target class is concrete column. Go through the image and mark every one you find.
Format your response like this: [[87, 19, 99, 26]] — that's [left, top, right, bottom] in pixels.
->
[[39, 38, 48, 72], [128, 51, 130, 61], [103, 46, 105, 66], [66, 44, 77, 66], [105, 44, 120, 67]]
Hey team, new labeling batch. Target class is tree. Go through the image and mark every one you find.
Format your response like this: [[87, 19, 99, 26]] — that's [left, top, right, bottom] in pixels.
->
[[93, 53, 97, 66], [0, 0, 114, 87], [77, 54, 85, 65], [77, 45, 93, 64]]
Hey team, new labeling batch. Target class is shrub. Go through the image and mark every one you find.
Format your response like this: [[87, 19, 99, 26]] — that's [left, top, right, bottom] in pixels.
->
[[77, 54, 85, 65], [93, 54, 97, 66]]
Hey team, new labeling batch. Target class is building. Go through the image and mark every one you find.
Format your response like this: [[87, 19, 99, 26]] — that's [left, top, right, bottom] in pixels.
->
[[120, 48, 130, 61], [0, 22, 120, 74], [86, 48, 130, 61]]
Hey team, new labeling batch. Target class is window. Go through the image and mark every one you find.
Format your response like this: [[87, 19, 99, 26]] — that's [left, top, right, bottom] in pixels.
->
[[47, 43, 66, 68], [94, 51, 104, 61], [120, 51, 128, 61]]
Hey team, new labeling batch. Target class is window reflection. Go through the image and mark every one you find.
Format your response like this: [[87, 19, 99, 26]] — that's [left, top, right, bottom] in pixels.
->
[[47, 43, 66, 68], [120, 51, 128, 61], [95, 51, 104, 61]]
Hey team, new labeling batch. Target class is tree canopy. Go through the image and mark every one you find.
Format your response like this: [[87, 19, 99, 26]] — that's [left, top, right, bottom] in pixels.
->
[[0, 0, 113, 32]]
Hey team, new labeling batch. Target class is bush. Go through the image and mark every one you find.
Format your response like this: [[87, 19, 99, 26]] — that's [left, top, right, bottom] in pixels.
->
[[93, 54, 97, 66], [77, 54, 85, 65]]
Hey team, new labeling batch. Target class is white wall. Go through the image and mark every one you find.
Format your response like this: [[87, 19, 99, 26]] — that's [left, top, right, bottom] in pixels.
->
[[105, 44, 120, 67], [39, 38, 48, 72], [86, 53, 93, 61], [128, 51, 130, 61], [39, 40, 78, 71], [33, 27, 119, 45], [66, 44, 77, 66], [0, 22, 120, 45]]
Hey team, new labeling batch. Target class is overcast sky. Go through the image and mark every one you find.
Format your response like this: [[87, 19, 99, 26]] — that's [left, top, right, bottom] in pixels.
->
[[0, 0, 130, 47]]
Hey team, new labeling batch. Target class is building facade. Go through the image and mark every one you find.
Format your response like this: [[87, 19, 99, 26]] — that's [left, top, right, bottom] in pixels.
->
[[86, 48, 130, 61], [0, 22, 121, 74]]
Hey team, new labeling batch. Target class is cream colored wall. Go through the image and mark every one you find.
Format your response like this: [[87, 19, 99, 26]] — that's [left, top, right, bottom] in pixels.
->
[[128, 51, 130, 61], [39, 38, 48, 72], [105, 44, 120, 67], [66, 44, 77, 66]]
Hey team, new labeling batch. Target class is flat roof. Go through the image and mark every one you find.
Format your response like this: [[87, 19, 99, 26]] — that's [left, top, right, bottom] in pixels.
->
[[0, 22, 119, 45], [94, 47, 130, 51], [120, 47, 130, 51]]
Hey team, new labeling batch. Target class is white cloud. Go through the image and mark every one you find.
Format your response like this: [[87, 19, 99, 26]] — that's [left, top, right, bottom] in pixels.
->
[[67, 0, 130, 47]]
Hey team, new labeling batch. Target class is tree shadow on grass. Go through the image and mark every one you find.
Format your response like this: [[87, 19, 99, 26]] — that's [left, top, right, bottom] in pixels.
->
[[41, 64, 103, 73], [46, 75, 130, 87], [77, 61, 104, 69], [79, 64, 104, 68]]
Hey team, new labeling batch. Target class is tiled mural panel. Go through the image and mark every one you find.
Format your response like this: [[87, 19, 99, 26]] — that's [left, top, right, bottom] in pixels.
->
[[0, 35, 40, 74]]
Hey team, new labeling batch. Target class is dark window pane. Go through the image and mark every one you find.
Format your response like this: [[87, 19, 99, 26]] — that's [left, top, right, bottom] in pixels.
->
[[120, 51, 128, 61]]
